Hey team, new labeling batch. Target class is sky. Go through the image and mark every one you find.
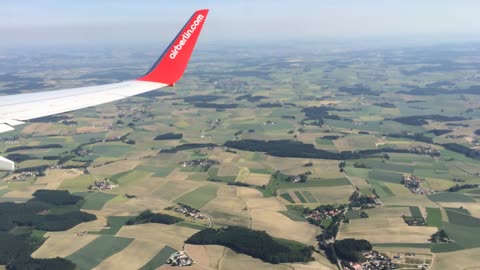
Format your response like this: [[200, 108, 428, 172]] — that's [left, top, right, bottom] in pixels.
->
[[1, 0, 480, 47]]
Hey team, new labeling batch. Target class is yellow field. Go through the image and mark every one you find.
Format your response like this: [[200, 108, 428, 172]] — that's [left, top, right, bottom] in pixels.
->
[[102, 196, 171, 216], [184, 244, 210, 269], [338, 217, 437, 243], [251, 209, 321, 246], [431, 247, 480, 270], [117, 223, 198, 250], [237, 187, 286, 211], [242, 173, 271, 186], [32, 233, 99, 258], [93, 240, 164, 270], [153, 180, 204, 201], [89, 160, 139, 176], [201, 185, 250, 227], [35, 169, 82, 190], [221, 248, 291, 270]]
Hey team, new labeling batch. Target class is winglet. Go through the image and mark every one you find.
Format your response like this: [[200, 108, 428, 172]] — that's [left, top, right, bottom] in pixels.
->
[[137, 9, 209, 86]]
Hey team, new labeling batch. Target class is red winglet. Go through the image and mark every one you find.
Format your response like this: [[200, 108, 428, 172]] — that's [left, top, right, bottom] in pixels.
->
[[137, 9, 209, 86]]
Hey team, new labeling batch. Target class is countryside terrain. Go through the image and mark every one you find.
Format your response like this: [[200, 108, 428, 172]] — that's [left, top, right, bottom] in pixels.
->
[[1, 42, 480, 269]]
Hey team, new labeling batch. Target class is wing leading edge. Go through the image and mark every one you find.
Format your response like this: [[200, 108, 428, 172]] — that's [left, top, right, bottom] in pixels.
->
[[0, 9, 209, 170]]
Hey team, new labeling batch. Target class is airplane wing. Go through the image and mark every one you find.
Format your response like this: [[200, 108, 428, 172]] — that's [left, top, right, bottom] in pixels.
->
[[0, 9, 209, 170]]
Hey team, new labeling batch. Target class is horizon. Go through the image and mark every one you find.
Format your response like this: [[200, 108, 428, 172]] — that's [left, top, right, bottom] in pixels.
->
[[1, 0, 480, 48]]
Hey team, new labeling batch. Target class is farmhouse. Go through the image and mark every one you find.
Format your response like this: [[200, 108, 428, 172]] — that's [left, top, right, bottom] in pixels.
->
[[88, 178, 116, 190], [181, 158, 219, 171], [402, 175, 430, 194], [166, 251, 193, 267], [169, 204, 205, 220]]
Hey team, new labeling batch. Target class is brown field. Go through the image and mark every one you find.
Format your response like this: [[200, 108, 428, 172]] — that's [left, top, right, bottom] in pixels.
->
[[338, 217, 437, 243], [201, 185, 250, 227], [431, 247, 480, 270], [93, 240, 164, 270], [32, 233, 99, 258], [117, 223, 198, 250], [35, 169, 82, 190], [251, 209, 320, 245]]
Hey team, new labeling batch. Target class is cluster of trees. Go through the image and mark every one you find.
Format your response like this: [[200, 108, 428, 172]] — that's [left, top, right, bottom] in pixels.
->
[[441, 143, 480, 159], [126, 210, 183, 225], [6, 144, 63, 153], [399, 85, 480, 96], [427, 129, 453, 136], [446, 184, 479, 192], [349, 191, 377, 209], [430, 229, 450, 243], [301, 106, 342, 126], [183, 95, 226, 103], [186, 226, 313, 264], [235, 94, 267, 102], [0, 232, 75, 270], [373, 102, 396, 108], [32, 190, 83, 205], [193, 103, 238, 109], [0, 190, 97, 269], [333, 238, 372, 262], [338, 85, 379, 96], [391, 115, 467, 126], [154, 133, 183, 140], [0, 190, 95, 232], [257, 103, 282, 108], [223, 139, 414, 160], [160, 143, 217, 153]]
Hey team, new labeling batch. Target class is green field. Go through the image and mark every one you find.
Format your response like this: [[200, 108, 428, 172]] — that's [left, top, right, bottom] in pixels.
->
[[261, 176, 351, 197], [302, 191, 317, 203], [174, 184, 219, 209], [280, 192, 295, 203], [362, 160, 414, 173], [94, 216, 133, 235], [91, 143, 133, 157], [139, 245, 177, 270], [368, 170, 404, 183], [66, 236, 133, 270], [294, 191, 307, 203], [137, 166, 175, 177], [369, 180, 395, 198], [280, 205, 307, 222], [81, 192, 117, 210], [428, 193, 476, 203], [432, 222, 480, 253], [426, 207, 442, 228], [409, 206, 423, 218], [445, 208, 480, 227]]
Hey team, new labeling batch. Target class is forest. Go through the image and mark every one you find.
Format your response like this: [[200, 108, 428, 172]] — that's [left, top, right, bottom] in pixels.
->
[[126, 210, 183, 225], [185, 226, 313, 264]]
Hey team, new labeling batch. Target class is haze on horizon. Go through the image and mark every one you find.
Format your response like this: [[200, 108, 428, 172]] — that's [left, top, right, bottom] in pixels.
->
[[1, 0, 480, 48]]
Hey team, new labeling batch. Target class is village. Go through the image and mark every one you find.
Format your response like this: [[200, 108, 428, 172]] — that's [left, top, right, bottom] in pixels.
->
[[167, 204, 206, 220], [181, 158, 219, 172], [408, 145, 440, 157], [344, 250, 432, 270], [88, 178, 116, 191], [401, 175, 431, 195]]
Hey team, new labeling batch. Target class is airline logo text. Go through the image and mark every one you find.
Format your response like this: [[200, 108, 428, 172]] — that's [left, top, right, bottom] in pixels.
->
[[169, 14, 205, 59]]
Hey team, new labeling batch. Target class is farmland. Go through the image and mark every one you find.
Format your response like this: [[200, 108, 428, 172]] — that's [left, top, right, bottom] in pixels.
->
[[1, 41, 480, 270]]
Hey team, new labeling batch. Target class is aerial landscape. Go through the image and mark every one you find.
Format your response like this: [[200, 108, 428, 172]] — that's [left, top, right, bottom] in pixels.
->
[[1, 1, 480, 270]]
